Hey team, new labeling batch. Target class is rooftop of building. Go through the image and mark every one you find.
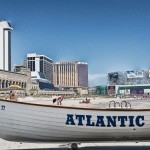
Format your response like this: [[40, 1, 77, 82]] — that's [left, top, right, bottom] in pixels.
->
[[0, 69, 27, 76], [55, 61, 88, 65], [27, 53, 53, 61], [0, 21, 13, 30]]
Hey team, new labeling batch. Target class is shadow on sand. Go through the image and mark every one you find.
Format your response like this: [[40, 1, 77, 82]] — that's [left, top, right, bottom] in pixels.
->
[[16, 145, 150, 150]]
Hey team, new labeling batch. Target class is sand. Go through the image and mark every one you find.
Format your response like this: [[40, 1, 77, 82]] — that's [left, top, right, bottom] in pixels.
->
[[17, 96, 150, 109], [1, 138, 150, 150]]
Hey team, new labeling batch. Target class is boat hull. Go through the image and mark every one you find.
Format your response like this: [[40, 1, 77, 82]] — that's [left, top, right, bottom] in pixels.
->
[[0, 99, 150, 142]]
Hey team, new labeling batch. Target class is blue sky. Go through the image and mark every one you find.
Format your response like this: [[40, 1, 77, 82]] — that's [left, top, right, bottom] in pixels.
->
[[0, 0, 150, 86]]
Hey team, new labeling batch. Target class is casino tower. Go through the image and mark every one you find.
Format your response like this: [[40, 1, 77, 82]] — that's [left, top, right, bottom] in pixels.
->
[[0, 21, 13, 71]]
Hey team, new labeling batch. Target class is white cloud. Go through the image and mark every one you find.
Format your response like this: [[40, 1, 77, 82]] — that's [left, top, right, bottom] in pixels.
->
[[88, 73, 107, 86]]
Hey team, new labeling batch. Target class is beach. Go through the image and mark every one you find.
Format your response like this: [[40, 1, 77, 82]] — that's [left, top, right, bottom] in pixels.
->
[[17, 96, 150, 109]]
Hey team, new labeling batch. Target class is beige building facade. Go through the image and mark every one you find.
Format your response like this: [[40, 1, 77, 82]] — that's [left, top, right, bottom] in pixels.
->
[[53, 62, 88, 87], [53, 61, 88, 88], [0, 68, 31, 93]]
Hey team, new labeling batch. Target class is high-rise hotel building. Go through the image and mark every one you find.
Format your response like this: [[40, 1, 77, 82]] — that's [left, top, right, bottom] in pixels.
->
[[26, 53, 53, 82], [53, 62, 88, 88], [0, 21, 13, 71]]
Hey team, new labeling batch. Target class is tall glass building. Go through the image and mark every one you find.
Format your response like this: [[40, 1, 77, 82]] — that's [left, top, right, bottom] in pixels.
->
[[26, 53, 53, 82], [0, 21, 13, 71]]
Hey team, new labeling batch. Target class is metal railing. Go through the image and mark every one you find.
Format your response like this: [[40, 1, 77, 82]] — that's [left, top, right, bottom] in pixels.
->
[[109, 100, 131, 108]]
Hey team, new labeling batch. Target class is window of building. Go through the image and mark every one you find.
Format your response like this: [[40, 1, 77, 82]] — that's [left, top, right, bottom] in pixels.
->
[[33, 61, 35, 71], [40, 61, 43, 72]]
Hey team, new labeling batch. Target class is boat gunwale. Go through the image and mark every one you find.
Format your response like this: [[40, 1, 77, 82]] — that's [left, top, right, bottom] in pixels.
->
[[0, 99, 150, 111]]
